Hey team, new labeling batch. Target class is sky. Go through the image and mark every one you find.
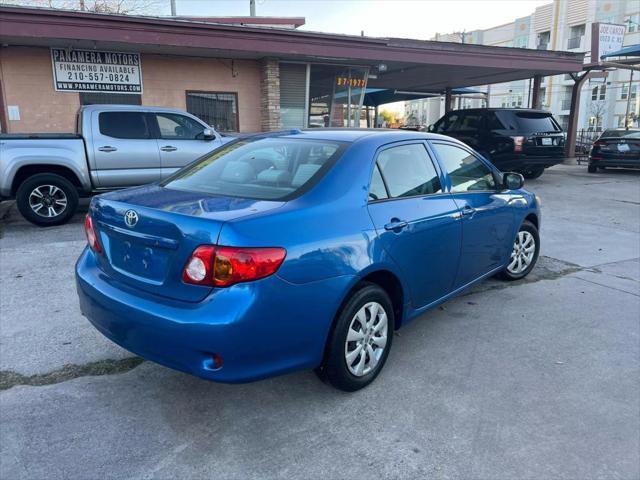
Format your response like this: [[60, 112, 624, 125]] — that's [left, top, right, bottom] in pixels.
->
[[172, 0, 551, 40]]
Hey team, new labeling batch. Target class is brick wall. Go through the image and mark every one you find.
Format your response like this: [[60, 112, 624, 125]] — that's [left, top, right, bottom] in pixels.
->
[[260, 58, 282, 131]]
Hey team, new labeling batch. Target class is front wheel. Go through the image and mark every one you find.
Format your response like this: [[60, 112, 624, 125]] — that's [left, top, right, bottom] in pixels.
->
[[521, 167, 544, 179], [318, 283, 394, 391], [498, 220, 540, 281], [15, 173, 79, 226]]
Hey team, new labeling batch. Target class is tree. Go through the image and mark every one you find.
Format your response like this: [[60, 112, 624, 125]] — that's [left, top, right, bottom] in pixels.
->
[[378, 109, 396, 126], [4, 0, 165, 15], [588, 100, 607, 131]]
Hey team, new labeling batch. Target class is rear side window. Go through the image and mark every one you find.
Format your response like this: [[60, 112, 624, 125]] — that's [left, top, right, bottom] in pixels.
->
[[432, 143, 496, 193], [457, 113, 484, 132], [497, 111, 561, 133], [99, 112, 151, 139], [376, 144, 442, 198], [162, 138, 345, 200], [369, 164, 389, 201]]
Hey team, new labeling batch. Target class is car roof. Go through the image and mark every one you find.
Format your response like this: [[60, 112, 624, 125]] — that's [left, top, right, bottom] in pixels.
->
[[270, 128, 457, 144], [79, 104, 198, 115], [448, 107, 553, 115]]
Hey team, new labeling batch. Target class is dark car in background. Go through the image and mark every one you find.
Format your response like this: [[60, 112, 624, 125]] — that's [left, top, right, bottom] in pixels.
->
[[588, 129, 640, 173], [429, 108, 565, 179]]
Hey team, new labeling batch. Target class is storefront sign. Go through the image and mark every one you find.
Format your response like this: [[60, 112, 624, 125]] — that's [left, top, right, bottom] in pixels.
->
[[51, 48, 143, 94], [596, 23, 626, 58], [336, 76, 366, 88]]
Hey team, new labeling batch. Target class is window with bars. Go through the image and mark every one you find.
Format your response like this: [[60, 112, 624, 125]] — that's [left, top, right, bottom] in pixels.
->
[[186, 91, 238, 132], [79, 92, 142, 105]]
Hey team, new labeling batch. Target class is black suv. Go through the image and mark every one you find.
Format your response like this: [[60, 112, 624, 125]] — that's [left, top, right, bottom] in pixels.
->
[[429, 108, 565, 179]]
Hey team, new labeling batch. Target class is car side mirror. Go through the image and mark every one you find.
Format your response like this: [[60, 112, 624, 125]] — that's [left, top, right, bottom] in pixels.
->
[[202, 128, 216, 141], [503, 172, 524, 190], [427, 124, 435, 132]]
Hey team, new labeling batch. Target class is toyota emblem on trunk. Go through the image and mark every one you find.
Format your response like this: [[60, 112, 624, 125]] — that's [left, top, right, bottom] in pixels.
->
[[124, 210, 139, 228]]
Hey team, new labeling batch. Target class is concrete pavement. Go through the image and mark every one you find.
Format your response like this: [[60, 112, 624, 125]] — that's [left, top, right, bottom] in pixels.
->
[[1, 165, 638, 479]]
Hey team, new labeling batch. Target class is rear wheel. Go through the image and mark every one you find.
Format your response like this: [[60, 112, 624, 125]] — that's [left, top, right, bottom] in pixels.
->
[[521, 167, 544, 179], [587, 164, 597, 173], [16, 173, 79, 226], [318, 283, 394, 391], [498, 220, 540, 281]]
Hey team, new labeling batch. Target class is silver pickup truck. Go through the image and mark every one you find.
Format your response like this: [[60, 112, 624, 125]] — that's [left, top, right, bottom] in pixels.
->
[[0, 105, 232, 226]]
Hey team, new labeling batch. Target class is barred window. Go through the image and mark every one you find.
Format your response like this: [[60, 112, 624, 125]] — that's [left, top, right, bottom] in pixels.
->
[[186, 91, 238, 132]]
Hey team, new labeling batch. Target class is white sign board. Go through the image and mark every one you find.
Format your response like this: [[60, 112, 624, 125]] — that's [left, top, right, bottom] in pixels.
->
[[51, 48, 143, 94], [597, 23, 626, 58]]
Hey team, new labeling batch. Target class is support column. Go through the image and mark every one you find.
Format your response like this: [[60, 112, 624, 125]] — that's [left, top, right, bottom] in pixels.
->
[[531, 75, 542, 109], [260, 58, 281, 132], [444, 87, 453, 113], [566, 72, 593, 158]]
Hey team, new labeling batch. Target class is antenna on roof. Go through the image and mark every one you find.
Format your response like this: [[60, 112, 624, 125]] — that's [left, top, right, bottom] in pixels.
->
[[250, 0, 256, 17]]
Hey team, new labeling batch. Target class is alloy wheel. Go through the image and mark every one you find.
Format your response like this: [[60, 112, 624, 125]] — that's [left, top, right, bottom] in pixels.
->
[[507, 230, 536, 275], [28, 185, 68, 218]]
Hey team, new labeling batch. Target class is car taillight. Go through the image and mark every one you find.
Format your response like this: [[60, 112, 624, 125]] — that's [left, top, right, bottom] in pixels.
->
[[182, 245, 286, 287], [84, 214, 103, 254], [511, 136, 525, 152], [592, 140, 606, 147]]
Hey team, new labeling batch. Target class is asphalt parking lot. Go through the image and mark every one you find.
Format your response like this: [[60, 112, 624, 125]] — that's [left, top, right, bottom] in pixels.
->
[[1, 164, 639, 480]]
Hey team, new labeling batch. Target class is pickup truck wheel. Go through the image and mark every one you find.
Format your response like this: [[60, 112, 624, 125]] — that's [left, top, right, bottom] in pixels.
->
[[16, 174, 79, 226], [521, 167, 544, 179]]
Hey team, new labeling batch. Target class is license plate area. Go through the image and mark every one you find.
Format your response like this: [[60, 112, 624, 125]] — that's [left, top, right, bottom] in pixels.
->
[[109, 238, 170, 282], [541, 137, 553, 146], [618, 143, 630, 152]]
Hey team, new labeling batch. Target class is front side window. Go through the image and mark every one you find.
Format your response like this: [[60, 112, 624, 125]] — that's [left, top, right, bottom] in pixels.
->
[[433, 113, 459, 133], [376, 144, 442, 198], [163, 138, 344, 200], [98, 112, 151, 139], [432, 143, 496, 193], [186, 91, 238, 132], [156, 113, 205, 140]]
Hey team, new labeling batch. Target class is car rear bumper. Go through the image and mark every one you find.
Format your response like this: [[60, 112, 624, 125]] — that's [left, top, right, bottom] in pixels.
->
[[493, 155, 565, 172], [589, 156, 640, 169], [76, 248, 354, 383]]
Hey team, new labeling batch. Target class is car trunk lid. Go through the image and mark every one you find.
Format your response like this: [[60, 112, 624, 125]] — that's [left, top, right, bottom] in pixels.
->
[[91, 184, 284, 302]]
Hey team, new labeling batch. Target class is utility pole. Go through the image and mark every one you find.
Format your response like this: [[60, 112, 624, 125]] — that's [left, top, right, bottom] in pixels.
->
[[170, 0, 176, 16], [250, 0, 256, 16], [624, 70, 634, 130]]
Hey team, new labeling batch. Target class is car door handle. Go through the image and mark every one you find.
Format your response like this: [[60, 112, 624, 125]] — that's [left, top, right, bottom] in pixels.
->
[[384, 219, 408, 231], [160, 146, 177, 152], [98, 146, 117, 152], [461, 206, 476, 216]]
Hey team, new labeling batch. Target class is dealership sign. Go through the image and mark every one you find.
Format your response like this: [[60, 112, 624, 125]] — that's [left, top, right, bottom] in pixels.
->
[[589, 23, 627, 63], [51, 48, 142, 94]]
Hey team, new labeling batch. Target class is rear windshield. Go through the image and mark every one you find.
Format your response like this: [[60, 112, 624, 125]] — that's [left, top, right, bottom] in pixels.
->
[[162, 137, 346, 200], [600, 129, 640, 139], [496, 111, 562, 133]]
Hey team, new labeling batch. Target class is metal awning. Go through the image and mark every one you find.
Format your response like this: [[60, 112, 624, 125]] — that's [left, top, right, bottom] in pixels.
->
[[361, 87, 483, 107], [600, 44, 640, 59], [0, 5, 585, 91]]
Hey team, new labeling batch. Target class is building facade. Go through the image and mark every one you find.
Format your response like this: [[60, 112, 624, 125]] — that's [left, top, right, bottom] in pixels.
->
[[406, 0, 640, 131], [0, 6, 583, 136]]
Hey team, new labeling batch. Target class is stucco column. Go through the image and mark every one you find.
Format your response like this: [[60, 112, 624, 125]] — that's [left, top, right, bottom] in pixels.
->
[[260, 58, 281, 132]]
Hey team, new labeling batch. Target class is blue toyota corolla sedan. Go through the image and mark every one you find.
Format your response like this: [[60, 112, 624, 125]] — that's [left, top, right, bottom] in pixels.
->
[[76, 129, 541, 391]]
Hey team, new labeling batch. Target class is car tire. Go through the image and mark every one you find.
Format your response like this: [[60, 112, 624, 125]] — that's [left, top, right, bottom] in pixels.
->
[[587, 164, 597, 173], [521, 167, 544, 179], [498, 220, 540, 281], [16, 173, 79, 227], [318, 282, 394, 391]]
